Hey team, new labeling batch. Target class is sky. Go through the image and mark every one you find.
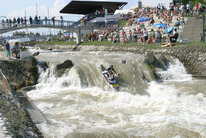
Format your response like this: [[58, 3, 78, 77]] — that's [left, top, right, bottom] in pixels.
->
[[0, 0, 172, 36], [0, 0, 172, 21]]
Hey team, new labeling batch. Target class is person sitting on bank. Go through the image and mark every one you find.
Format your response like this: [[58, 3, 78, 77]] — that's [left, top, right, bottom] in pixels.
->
[[169, 29, 179, 43], [12, 42, 20, 58]]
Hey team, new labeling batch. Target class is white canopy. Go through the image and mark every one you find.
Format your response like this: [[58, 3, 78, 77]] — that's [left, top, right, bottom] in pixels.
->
[[8, 37, 31, 43]]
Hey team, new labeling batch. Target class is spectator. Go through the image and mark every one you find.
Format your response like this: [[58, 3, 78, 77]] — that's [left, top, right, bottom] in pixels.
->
[[24, 17, 27, 24], [5, 42, 10, 59], [29, 16, 33, 24], [143, 28, 148, 43], [12, 42, 20, 58], [44, 16, 48, 25], [51, 17, 55, 25], [133, 29, 137, 42], [169, 29, 179, 43], [60, 16, 63, 26]]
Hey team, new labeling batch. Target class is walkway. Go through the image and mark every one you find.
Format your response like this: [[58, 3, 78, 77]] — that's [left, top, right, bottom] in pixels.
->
[[180, 17, 203, 42], [0, 19, 117, 35], [0, 19, 75, 34]]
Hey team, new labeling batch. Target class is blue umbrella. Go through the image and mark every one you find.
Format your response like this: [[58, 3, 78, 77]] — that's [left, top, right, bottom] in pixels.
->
[[136, 17, 150, 22], [153, 23, 167, 28], [164, 27, 174, 34], [64, 33, 70, 36]]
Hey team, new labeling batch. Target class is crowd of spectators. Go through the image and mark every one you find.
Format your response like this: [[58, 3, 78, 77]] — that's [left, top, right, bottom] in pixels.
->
[[80, 9, 105, 26], [81, 2, 205, 44]]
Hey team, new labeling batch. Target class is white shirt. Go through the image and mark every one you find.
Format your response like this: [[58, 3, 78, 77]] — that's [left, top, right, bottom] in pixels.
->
[[143, 30, 148, 37]]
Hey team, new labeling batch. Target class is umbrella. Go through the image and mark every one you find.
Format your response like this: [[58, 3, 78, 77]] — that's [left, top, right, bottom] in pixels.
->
[[64, 33, 70, 36], [153, 23, 167, 28], [164, 27, 174, 34], [136, 17, 150, 22]]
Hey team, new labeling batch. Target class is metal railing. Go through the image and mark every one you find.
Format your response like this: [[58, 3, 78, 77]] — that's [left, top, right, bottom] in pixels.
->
[[0, 18, 120, 30], [0, 19, 76, 30]]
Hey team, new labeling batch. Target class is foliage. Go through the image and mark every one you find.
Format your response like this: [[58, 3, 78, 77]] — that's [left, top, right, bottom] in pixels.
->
[[179, 0, 205, 5], [13, 31, 26, 37]]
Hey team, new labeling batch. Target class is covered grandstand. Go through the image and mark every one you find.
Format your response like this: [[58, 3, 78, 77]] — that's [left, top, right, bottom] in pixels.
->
[[60, 0, 127, 15]]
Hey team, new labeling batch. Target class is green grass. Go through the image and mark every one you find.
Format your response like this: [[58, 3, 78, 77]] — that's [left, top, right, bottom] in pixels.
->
[[81, 41, 163, 48], [80, 41, 206, 49], [41, 40, 206, 50], [41, 40, 77, 45], [119, 20, 128, 28]]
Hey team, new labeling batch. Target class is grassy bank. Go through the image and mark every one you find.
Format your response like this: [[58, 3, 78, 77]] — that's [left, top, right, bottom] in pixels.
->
[[40, 40, 206, 49], [40, 41, 77, 45]]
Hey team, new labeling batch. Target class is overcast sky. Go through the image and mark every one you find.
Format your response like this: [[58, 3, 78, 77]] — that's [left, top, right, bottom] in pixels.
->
[[0, 0, 172, 21]]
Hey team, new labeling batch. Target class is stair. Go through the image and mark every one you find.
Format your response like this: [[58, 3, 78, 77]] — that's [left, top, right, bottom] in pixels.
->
[[180, 17, 203, 42]]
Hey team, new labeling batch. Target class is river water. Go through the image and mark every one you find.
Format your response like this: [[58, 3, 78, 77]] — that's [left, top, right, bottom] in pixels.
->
[[26, 50, 206, 138]]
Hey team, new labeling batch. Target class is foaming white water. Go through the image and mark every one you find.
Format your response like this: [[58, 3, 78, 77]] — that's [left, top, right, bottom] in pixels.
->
[[157, 58, 192, 81], [26, 52, 206, 138], [28, 81, 206, 137]]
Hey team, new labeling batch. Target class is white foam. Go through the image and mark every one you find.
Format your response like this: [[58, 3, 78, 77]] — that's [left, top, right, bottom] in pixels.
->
[[0, 113, 9, 138], [26, 53, 206, 137], [157, 58, 192, 82]]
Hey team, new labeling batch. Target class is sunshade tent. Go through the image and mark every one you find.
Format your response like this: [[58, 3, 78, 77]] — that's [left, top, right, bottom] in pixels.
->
[[153, 23, 167, 28], [136, 17, 150, 22], [130, 4, 148, 10], [164, 27, 174, 34], [64, 33, 70, 36]]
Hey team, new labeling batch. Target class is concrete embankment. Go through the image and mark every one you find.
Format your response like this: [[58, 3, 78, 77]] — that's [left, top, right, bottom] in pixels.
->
[[40, 44, 206, 76], [0, 57, 43, 137]]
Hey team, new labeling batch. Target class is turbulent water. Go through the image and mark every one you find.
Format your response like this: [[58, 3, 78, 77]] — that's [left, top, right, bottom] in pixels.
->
[[26, 50, 206, 138]]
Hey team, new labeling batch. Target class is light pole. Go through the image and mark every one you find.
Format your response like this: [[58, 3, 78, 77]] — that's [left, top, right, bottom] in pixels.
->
[[36, 3, 38, 16]]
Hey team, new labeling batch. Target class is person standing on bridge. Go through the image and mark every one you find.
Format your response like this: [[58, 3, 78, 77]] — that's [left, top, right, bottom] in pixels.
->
[[44, 16, 47, 25], [60, 16, 63, 27], [29, 16, 33, 25], [24, 17, 27, 24], [52, 17, 55, 26]]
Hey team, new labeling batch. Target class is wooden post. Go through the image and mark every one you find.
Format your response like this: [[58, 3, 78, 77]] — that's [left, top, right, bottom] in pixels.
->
[[203, 14, 205, 43], [76, 27, 81, 45]]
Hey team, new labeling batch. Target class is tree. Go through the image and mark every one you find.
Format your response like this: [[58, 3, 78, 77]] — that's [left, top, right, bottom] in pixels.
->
[[179, 0, 205, 5]]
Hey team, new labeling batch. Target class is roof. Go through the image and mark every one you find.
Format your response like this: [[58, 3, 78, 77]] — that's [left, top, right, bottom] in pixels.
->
[[60, 0, 127, 15], [90, 13, 121, 23]]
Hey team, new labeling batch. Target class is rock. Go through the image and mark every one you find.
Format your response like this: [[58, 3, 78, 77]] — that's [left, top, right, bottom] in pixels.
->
[[141, 63, 156, 82], [0, 57, 39, 90], [56, 60, 73, 77], [32, 52, 40, 56], [38, 61, 49, 71], [145, 52, 156, 64]]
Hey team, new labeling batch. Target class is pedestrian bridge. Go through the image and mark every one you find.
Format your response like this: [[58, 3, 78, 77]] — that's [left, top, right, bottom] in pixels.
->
[[0, 19, 119, 44], [0, 19, 79, 34]]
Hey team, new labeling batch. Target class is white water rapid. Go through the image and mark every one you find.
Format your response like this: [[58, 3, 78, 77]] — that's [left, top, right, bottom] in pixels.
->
[[26, 51, 206, 138]]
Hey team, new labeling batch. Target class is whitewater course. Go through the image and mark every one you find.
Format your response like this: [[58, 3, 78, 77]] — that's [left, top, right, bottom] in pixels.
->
[[0, 45, 206, 138]]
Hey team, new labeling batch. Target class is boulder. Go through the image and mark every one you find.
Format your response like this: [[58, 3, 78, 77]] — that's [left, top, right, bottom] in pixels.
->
[[38, 61, 49, 71], [56, 60, 73, 77], [141, 63, 156, 82], [145, 52, 156, 64], [32, 52, 40, 56]]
